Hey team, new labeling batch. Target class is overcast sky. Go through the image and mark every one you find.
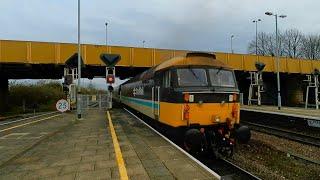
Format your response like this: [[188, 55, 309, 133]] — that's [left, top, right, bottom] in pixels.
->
[[1, 0, 319, 53], [2, 0, 319, 88]]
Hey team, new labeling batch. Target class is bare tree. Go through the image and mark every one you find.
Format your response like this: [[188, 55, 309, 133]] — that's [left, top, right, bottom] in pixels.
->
[[248, 29, 320, 60], [300, 34, 320, 60], [281, 29, 303, 58], [248, 32, 275, 56]]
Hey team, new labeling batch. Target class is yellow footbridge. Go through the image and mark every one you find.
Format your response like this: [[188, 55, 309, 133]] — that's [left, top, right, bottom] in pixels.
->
[[0, 39, 319, 74]]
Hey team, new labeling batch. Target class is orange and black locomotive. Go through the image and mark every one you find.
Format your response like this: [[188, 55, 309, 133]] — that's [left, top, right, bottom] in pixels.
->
[[115, 52, 250, 157]]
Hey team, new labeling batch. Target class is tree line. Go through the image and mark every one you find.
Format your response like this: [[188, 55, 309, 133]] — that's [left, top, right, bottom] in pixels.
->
[[248, 29, 320, 60]]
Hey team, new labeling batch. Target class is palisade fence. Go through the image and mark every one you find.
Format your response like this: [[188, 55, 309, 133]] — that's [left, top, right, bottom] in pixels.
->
[[79, 92, 112, 110]]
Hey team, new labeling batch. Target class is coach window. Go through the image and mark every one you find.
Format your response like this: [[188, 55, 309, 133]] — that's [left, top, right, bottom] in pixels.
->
[[162, 70, 171, 88]]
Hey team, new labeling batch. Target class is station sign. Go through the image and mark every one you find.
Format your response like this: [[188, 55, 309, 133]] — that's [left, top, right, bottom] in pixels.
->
[[56, 99, 69, 112]]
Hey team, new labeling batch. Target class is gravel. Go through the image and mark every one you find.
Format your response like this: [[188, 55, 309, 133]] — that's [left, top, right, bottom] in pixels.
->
[[230, 131, 320, 179]]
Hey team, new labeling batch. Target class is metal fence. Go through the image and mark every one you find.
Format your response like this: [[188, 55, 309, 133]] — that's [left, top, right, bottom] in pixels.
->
[[79, 92, 112, 110]]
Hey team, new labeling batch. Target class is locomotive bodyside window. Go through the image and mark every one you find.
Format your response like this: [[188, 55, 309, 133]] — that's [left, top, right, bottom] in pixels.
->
[[209, 69, 236, 87]]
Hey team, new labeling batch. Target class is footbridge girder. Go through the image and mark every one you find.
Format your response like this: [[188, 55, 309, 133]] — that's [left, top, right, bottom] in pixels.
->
[[0, 40, 319, 78]]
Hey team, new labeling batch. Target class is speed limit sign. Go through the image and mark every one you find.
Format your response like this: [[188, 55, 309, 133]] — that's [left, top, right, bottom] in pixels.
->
[[56, 99, 69, 112]]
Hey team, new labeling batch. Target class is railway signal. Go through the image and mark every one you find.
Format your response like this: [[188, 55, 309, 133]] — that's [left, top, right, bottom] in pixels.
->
[[248, 62, 266, 106], [100, 53, 121, 109], [304, 68, 319, 109]]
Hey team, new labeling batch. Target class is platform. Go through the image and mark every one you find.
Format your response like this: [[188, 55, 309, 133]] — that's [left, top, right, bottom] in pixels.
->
[[241, 105, 320, 120], [0, 109, 215, 179]]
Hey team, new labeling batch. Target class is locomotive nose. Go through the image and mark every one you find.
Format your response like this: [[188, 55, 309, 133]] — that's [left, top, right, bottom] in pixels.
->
[[235, 125, 251, 143]]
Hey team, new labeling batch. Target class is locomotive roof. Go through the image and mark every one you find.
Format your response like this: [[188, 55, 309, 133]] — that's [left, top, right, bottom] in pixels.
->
[[154, 52, 230, 72], [124, 52, 231, 84]]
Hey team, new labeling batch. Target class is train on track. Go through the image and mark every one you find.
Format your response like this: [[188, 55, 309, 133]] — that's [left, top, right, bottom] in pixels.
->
[[114, 52, 250, 157]]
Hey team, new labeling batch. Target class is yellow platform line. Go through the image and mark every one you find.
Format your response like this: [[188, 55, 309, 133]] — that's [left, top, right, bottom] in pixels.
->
[[0, 114, 61, 133], [107, 111, 129, 180]]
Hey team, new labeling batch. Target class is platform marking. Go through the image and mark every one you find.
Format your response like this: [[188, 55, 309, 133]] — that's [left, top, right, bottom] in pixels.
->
[[0, 114, 62, 133], [107, 111, 128, 180]]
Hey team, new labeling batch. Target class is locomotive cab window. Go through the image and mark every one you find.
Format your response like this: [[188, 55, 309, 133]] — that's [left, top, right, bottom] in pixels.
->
[[209, 69, 236, 87], [177, 68, 208, 87]]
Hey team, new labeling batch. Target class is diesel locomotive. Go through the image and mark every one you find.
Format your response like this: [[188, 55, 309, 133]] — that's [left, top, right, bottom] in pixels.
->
[[115, 52, 250, 157]]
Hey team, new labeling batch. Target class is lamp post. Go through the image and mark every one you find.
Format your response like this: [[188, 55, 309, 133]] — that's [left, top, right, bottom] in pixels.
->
[[105, 22, 108, 46], [77, 0, 82, 119], [253, 19, 262, 55], [230, 35, 234, 53], [265, 12, 287, 110]]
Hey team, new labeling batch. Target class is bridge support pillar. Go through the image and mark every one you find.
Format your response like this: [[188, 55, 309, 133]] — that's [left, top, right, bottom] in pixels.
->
[[0, 75, 8, 114]]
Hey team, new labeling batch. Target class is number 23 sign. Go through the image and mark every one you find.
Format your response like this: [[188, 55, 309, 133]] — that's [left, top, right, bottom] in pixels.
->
[[56, 99, 69, 112]]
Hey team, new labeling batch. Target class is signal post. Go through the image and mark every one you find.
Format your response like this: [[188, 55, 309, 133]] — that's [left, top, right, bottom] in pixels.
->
[[100, 54, 121, 109]]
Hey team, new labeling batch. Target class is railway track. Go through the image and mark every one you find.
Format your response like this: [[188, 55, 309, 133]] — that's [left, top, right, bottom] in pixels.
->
[[124, 107, 260, 180], [242, 121, 320, 147], [199, 157, 260, 180]]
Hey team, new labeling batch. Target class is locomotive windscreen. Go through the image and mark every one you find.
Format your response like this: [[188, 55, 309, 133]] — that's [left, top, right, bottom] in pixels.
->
[[177, 68, 208, 87], [176, 68, 236, 87], [209, 69, 236, 87]]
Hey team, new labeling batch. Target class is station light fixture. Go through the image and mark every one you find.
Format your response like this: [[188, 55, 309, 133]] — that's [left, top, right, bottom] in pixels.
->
[[265, 12, 273, 16], [252, 18, 262, 56], [265, 11, 287, 110]]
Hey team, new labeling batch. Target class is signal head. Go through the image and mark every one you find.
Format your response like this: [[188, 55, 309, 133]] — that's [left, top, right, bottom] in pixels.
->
[[255, 62, 266, 72], [106, 74, 115, 84]]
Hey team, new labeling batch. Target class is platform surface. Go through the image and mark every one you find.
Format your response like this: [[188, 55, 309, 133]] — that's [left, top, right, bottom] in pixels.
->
[[0, 109, 214, 179], [241, 105, 320, 118]]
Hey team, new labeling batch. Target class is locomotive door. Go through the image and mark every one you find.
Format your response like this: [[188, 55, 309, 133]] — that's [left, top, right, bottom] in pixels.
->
[[152, 86, 160, 119]]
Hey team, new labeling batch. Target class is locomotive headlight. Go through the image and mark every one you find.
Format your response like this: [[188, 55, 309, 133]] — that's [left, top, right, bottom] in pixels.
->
[[211, 115, 221, 123], [214, 116, 220, 122]]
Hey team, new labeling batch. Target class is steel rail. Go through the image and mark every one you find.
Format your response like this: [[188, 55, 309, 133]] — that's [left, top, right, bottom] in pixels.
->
[[243, 121, 320, 147]]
